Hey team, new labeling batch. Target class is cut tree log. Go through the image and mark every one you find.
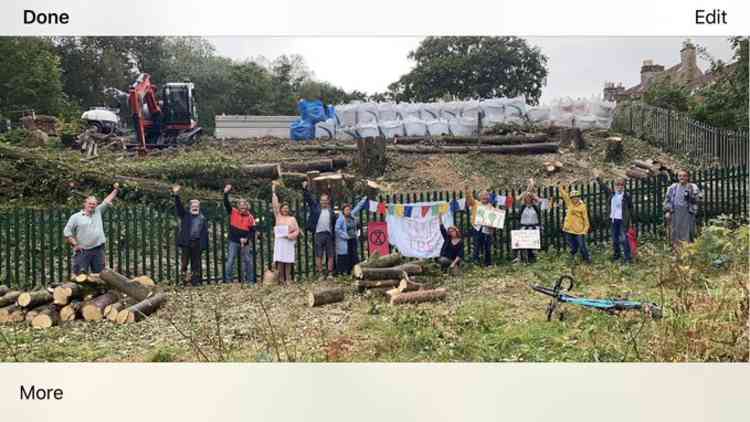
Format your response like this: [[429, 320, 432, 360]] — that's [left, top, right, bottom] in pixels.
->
[[82, 292, 121, 321], [398, 277, 426, 293], [0, 305, 26, 323], [355, 279, 401, 292], [53, 282, 101, 305], [100, 269, 153, 301], [353, 263, 423, 280], [0, 285, 9, 296], [17, 290, 53, 308], [60, 300, 83, 321], [626, 167, 650, 180], [73, 273, 103, 284], [356, 251, 402, 269], [131, 275, 156, 287], [105, 298, 137, 322], [605, 137, 624, 162], [31, 305, 61, 329], [292, 142, 559, 155], [116, 293, 168, 324], [390, 288, 448, 305], [441, 134, 549, 145], [307, 288, 346, 307], [25, 305, 48, 323], [282, 159, 349, 173], [632, 159, 660, 174], [543, 160, 563, 174], [0, 291, 21, 308]]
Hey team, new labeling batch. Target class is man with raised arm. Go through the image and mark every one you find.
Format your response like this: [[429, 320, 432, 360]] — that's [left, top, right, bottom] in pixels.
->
[[64, 183, 120, 274], [223, 184, 257, 284], [173, 185, 208, 286], [303, 181, 336, 280]]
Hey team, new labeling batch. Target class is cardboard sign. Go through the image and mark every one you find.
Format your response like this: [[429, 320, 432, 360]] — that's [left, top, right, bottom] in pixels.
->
[[367, 221, 390, 256], [511, 229, 541, 250], [274, 225, 289, 238], [475, 205, 506, 229]]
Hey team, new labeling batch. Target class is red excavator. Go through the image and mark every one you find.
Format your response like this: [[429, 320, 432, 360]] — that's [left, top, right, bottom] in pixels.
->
[[128, 73, 202, 151]]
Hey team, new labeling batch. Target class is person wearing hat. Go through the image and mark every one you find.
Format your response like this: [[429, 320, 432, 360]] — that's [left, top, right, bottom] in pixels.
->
[[559, 183, 591, 264]]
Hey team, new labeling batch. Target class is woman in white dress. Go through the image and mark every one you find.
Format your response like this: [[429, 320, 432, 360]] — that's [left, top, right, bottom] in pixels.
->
[[272, 181, 300, 284]]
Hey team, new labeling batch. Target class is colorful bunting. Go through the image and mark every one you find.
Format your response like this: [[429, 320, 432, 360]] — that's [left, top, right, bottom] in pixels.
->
[[369, 200, 379, 213], [378, 202, 387, 215]]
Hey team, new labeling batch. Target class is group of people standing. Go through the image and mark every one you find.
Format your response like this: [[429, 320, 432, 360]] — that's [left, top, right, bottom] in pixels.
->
[[61, 170, 701, 285]]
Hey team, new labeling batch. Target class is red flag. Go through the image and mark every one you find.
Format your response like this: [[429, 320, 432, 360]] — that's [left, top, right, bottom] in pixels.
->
[[505, 195, 514, 208], [377, 202, 386, 215], [421, 205, 430, 217], [367, 221, 390, 256]]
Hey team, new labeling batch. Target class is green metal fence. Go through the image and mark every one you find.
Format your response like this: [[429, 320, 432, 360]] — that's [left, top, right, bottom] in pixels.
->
[[613, 101, 749, 167], [1, 166, 747, 289]]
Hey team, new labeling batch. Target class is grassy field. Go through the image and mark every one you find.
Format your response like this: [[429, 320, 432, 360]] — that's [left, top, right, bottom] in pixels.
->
[[2, 221, 747, 363]]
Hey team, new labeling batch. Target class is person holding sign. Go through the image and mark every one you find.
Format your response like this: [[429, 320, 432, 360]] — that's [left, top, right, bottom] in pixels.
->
[[465, 189, 495, 267], [594, 173, 634, 264], [559, 183, 591, 264], [334, 197, 368, 275], [438, 222, 464, 275], [513, 178, 542, 264], [272, 181, 300, 285]]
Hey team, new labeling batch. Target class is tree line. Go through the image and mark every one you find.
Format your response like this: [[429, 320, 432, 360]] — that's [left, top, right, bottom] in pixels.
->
[[0, 36, 551, 134], [642, 37, 749, 131]]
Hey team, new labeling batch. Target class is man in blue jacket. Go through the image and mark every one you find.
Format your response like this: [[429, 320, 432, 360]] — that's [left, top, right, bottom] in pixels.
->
[[172, 185, 209, 286], [303, 181, 335, 280]]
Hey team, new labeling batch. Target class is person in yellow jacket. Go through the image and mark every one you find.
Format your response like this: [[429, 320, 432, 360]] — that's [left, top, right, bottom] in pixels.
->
[[559, 184, 592, 264]]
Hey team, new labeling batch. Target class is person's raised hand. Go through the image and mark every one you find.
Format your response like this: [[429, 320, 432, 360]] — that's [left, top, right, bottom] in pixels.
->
[[224, 184, 232, 193], [113, 182, 120, 190], [172, 185, 181, 194], [302, 181, 308, 189]]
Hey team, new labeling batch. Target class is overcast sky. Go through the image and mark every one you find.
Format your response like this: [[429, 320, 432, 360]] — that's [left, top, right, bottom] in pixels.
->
[[208, 37, 736, 104]]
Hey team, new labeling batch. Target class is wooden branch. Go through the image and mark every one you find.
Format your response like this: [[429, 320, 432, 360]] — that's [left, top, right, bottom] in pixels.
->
[[355, 279, 401, 292]]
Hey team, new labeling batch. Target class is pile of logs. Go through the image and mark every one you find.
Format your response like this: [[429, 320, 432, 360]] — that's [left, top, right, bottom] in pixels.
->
[[0, 269, 167, 328], [307, 251, 448, 308], [626, 159, 672, 180]]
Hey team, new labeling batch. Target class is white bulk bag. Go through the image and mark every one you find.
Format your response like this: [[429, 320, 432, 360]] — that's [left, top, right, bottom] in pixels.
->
[[335, 127, 357, 141], [377, 102, 398, 121], [503, 96, 528, 118], [396, 103, 422, 120], [527, 106, 551, 123], [336, 104, 357, 127], [355, 122, 380, 138], [459, 100, 482, 119], [315, 118, 337, 140], [449, 117, 478, 137], [421, 102, 443, 121], [426, 119, 451, 136], [480, 98, 506, 124], [356, 103, 379, 124], [403, 117, 428, 137], [379, 120, 405, 138]]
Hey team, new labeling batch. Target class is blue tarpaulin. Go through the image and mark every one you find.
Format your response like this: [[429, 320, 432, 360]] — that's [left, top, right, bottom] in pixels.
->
[[291, 99, 334, 141]]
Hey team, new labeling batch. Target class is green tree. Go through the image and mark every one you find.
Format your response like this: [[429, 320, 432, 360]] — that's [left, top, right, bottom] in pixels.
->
[[225, 61, 273, 115], [388, 36, 548, 104], [268, 54, 310, 114], [0, 37, 66, 117], [690, 37, 749, 130], [642, 76, 692, 112]]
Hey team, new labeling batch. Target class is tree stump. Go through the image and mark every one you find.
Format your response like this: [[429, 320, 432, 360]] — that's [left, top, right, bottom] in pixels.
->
[[356, 137, 387, 177], [605, 137, 624, 162], [560, 128, 586, 150]]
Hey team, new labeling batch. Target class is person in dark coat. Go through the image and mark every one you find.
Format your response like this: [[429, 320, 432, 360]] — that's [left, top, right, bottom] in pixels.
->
[[438, 222, 464, 275], [302, 181, 336, 280], [595, 174, 634, 263], [172, 185, 209, 286]]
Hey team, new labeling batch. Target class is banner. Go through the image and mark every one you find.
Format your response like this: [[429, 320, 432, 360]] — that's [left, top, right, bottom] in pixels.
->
[[511, 229, 541, 249], [367, 221, 390, 256], [475, 205, 506, 229], [386, 215, 444, 258]]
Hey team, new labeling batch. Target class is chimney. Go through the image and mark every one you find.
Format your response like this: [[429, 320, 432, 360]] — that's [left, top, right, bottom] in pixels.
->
[[640, 59, 664, 86], [680, 40, 697, 71]]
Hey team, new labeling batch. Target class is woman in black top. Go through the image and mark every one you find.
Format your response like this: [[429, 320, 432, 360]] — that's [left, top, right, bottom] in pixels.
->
[[438, 222, 464, 275]]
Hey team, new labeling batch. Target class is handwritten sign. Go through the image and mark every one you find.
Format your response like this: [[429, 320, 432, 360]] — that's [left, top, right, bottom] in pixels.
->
[[274, 225, 289, 238], [475, 205, 506, 229], [511, 229, 541, 249], [385, 215, 444, 258]]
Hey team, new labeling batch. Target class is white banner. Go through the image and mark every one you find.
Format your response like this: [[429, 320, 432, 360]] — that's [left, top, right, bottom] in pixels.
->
[[511, 229, 541, 249], [274, 225, 289, 238], [386, 215, 444, 258], [475, 205, 506, 229]]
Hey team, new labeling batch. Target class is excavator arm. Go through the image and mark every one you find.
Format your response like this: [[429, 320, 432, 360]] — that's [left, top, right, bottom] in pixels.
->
[[128, 73, 162, 150]]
